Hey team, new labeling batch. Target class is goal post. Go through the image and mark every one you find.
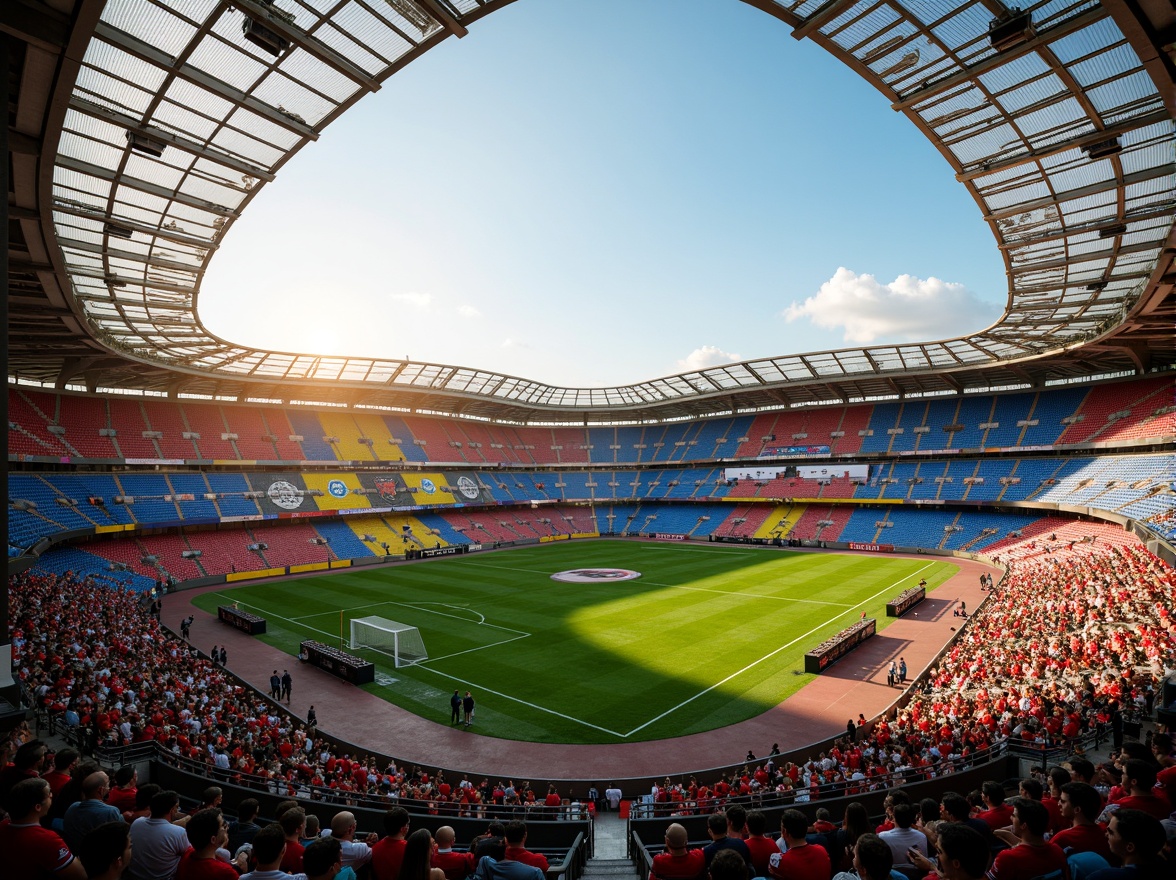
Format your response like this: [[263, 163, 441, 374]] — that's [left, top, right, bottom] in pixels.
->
[[349, 616, 428, 667]]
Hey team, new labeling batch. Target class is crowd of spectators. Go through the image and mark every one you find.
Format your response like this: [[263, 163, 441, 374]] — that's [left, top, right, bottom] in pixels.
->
[[646, 773, 1176, 880], [6, 538, 1176, 822]]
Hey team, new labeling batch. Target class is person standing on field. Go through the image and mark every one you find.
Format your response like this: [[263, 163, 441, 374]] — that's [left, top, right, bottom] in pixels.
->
[[462, 692, 475, 727], [450, 691, 462, 725]]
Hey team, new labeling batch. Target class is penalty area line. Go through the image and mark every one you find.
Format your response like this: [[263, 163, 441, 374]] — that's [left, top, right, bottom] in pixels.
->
[[410, 664, 628, 738], [622, 560, 938, 738]]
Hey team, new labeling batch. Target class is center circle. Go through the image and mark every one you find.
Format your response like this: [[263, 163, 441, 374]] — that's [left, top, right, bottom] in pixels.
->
[[550, 568, 642, 583]]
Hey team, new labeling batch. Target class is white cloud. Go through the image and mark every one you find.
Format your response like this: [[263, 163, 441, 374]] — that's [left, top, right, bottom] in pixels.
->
[[676, 345, 741, 373], [501, 338, 530, 350], [391, 291, 432, 310], [457, 304, 482, 319], [783, 267, 999, 344]]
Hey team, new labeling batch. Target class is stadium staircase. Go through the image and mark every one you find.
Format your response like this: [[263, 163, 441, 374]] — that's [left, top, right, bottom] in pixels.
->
[[583, 857, 640, 880]]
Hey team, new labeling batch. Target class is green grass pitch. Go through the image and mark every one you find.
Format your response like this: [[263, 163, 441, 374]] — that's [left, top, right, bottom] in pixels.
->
[[192, 541, 956, 744]]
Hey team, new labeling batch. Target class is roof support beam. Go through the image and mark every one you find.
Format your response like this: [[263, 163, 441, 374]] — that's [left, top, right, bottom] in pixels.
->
[[984, 166, 1172, 222], [68, 99, 276, 182], [999, 207, 1176, 250], [93, 21, 319, 142], [891, 7, 1106, 112], [1010, 271, 1154, 295], [1009, 240, 1161, 275], [56, 155, 240, 218], [958, 110, 1172, 183], [235, 0, 381, 92], [415, 0, 468, 38], [791, 0, 858, 41], [58, 236, 200, 274], [52, 203, 216, 250]]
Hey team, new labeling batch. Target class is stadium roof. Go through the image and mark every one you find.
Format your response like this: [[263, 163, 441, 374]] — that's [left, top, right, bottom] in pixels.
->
[[5, 0, 1175, 424]]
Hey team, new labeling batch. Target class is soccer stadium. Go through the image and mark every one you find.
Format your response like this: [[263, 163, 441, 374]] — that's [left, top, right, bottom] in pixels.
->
[[3, 0, 1176, 878]]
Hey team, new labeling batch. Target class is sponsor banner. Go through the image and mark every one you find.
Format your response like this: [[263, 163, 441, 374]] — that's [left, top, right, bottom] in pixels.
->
[[289, 562, 331, 574], [220, 514, 267, 523], [254, 473, 311, 516], [360, 473, 415, 508], [539, 534, 570, 543], [467, 543, 483, 552], [445, 472, 494, 504], [758, 445, 831, 457], [125, 458, 185, 465], [299, 473, 371, 510], [724, 465, 788, 481], [797, 464, 870, 480], [95, 524, 135, 534], [653, 533, 686, 540], [226, 567, 284, 582], [338, 506, 394, 517], [418, 545, 462, 558], [898, 448, 959, 456], [848, 542, 895, 552], [911, 499, 945, 506]]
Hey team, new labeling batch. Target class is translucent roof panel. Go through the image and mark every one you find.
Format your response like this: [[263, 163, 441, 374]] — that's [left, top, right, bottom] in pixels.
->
[[40, 0, 1174, 417]]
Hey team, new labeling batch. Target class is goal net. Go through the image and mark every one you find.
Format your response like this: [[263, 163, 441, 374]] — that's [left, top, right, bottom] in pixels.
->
[[349, 616, 428, 667]]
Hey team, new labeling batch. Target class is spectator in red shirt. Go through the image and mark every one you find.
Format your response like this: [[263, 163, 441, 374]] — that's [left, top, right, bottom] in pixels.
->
[[1151, 733, 1176, 804], [1112, 760, 1171, 820], [372, 806, 411, 880], [42, 748, 79, 797], [277, 807, 307, 874], [986, 798, 1066, 880], [650, 823, 705, 880], [177, 808, 247, 879], [1052, 782, 1113, 860], [767, 810, 829, 880], [0, 776, 86, 880], [744, 811, 779, 878], [975, 782, 1014, 832], [105, 765, 138, 815], [433, 826, 475, 880], [0, 739, 51, 803], [504, 821, 549, 871]]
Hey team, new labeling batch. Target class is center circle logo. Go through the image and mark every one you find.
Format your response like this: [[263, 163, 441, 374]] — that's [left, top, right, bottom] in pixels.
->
[[456, 475, 480, 500], [551, 568, 641, 583], [420, 478, 436, 494], [327, 479, 348, 497], [267, 480, 303, 510]]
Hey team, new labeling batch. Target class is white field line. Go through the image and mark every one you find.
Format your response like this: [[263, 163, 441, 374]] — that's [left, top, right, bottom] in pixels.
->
[[409, 664, 627, 738], [421, 633, 530, 664], [294, 600, 526, 636], [210, 591, 541, 691], [637, 581, 852, 608], [622, 560, 939, 737]]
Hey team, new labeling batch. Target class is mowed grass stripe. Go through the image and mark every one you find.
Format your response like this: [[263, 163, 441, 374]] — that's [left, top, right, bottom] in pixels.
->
[[193, 542, 955, 743]]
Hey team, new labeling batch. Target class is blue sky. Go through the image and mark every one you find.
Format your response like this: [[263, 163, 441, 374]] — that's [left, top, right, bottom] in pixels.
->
[[199, 0, 1005, 388]]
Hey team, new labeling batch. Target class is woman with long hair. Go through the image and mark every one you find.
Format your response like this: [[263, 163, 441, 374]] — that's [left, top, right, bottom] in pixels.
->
[[400, 828, 446, 880]]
